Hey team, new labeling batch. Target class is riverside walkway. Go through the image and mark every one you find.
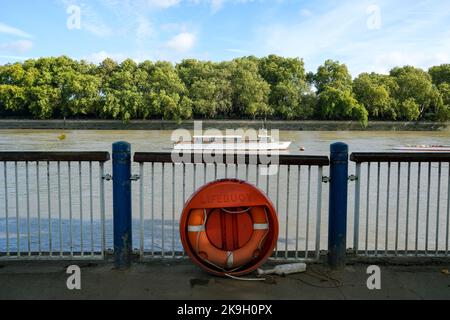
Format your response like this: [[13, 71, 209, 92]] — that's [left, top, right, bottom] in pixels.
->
[[0, 260, 448, 300]]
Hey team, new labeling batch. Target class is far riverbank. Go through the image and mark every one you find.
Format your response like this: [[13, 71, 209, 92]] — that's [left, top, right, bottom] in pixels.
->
[[0, 119, 450, 131]]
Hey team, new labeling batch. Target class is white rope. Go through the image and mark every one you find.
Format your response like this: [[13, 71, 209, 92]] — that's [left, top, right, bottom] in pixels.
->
[[221, 207, 251, 214]]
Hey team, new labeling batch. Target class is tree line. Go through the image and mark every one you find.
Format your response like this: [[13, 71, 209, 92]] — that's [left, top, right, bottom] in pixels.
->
[[1, 55, 450, 126]]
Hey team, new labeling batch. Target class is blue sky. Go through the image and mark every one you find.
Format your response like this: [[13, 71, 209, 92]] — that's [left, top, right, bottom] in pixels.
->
[[0, 0, 449, 75]]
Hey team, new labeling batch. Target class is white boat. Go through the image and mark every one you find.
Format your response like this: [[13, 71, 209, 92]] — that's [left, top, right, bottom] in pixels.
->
[[174, 134, 292, 151], [393, 145, 450, 152]]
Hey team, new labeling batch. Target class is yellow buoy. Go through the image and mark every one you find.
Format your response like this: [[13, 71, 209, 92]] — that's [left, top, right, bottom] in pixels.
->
[[58, 134, 66, 141]]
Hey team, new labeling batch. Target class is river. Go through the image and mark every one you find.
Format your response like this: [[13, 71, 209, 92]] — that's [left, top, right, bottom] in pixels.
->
[[1, 129, 449, 256]]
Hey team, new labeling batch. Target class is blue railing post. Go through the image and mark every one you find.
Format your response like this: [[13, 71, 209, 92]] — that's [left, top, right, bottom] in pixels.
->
[[112, 142, 133, 269], [328, 142, 349, 269]]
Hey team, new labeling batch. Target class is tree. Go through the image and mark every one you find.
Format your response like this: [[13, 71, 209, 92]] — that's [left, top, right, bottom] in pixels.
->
[[353, 73, 395, 120], [313, 60, 368, 125], [230, 58, 271, 119], [258, 55, 309, 119], [317, 86, 368, 126], [147, 61, 192, 121], [429, 64, 450, 86], [390, 66, 442, 120], [99, 59, 145, 122], [177, 60, 232, 119], [313, 59, 353, 93], [0, 63, 28, 115]]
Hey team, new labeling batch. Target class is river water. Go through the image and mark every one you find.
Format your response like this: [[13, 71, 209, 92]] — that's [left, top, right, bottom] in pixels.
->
[[1, 129, 450, 255]]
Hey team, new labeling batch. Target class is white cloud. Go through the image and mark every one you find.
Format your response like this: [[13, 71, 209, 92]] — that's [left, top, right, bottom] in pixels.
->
[[0, 22, 32, 38], [374, 51, 450, 74], [84, 51, 128, 64], [145, 0, 181, 8], [299, 9, 313, 18], [211, 0, 225, 13], [258, 0, 450, 75], [0, 40, 33, 53], [62, 1, 113, 37], [136, 16, 154, 40], [165, 32, 196, 52]]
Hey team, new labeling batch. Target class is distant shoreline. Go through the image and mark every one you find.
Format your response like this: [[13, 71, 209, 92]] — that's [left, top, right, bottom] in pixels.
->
[[0, 119, 449, 131]]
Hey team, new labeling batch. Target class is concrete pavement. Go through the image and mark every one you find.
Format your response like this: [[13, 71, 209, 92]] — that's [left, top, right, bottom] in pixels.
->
[[0, 260, 449, 300]]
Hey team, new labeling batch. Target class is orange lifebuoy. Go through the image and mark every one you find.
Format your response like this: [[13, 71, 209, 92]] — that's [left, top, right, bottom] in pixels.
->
[[187, 206, 269, 270], [180, 179, 279, 277]]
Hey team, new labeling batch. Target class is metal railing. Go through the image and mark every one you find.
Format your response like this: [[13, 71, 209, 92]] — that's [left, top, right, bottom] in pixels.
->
[[133, 152, 330, 262], [351, 153, 450, 257], [0, 152, 110, 260]]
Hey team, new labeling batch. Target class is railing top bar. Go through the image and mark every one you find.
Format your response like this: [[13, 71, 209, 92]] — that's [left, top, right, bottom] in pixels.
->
[[134, 152, 330, 166], [350, 152, 450, 163], [0, 152, 110, 162]]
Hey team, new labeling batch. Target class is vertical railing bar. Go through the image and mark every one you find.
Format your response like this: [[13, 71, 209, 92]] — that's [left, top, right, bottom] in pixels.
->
[[384, 162, 391, 256], [15, 162, 20, 257], [89, 162, 94, 256], [3, 162, 9, 256], [151, 163, 155, 257], [37, 161, 41, 255], [225, 163, 228, 179], [375, 162, 380, 256], [295, 166, 302, 259], [68, 162, 73, 257], [266, 165, 270, 196], [99, 162, 106, 256], [305, 166, 311, 259], [182, 163, 186, 257], [26, 162, 31, 256], [57, 162, 62, 257], [204, 163, 207, 184], [285, 165, 290, 259], [436, 162, 442, 255], [79, 161, 83, 256], [172, 163, 176, 258], [47, 161, 52, 256], [162, 163, 165, 258], [256, 164, 260, 189], [194, 163, 197, 191], [365, 163, 371, 255], [245, 164, 249, 182], [139, 163, 144, 260], [275, 164, 281, 259], [395, 163, 401, 255], [353, 163, 361, 253], [404, 163, 411, 254], [415, 163, 422, 255], [316, 166, 323, 260], [446, 162, 450, 256], [425, 162, 431, 254], [214, 162, 217, 181]]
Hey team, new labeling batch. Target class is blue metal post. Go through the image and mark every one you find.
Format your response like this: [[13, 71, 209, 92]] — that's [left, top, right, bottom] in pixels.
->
[[328, 142, 349, 269], [112, 142, 132, 269]]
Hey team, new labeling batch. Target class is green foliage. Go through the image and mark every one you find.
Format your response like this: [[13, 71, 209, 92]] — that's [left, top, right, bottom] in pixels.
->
[[230, 58, 271, 119], [1, 56, 450, 123], [313, 59, 353, 93], [429, 64, 450, 86], [177, 60, 232, 119], [353, 73, 395, 120], [317, 86, 368, 126], [389, 66, 442, 121], [313, 60, 368, 125], [259, 55, 308, 119]]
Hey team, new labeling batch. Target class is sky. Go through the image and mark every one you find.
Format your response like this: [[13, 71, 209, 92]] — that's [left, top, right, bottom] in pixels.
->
[[0, 0, 449, 75]]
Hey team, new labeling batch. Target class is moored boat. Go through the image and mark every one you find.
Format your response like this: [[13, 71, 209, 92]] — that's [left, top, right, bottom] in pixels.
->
[[393, 145, 450, 152], [174, 134, 293, 151]]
